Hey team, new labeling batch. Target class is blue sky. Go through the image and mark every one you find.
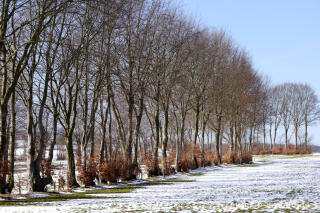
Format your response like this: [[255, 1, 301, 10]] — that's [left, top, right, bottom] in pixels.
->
[[177, 0, 320, 145]]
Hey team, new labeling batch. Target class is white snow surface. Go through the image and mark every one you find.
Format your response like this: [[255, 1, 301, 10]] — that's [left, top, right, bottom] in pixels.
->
[[2, 154, 320, 212], [24, 194, 49, 198]]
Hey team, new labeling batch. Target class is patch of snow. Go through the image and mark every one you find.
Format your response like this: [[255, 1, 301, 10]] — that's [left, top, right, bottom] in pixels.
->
[[3, 155, 320, 212], [71, 189, 86, 193], [58, 192, 72, 195], [25, 194, 49, 198], [14, 197, 26, 200]]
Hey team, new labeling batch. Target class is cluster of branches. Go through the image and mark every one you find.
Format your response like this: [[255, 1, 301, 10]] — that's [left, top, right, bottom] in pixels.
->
[[0, 0, 319, 194]]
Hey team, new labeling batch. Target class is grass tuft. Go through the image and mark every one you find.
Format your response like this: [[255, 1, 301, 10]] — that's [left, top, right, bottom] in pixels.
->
[[146, 177, 195, 183], [188, 173, 204, 176], [239, 164, 260, 167], [0, 193, 111, 206], [83, 186, 143, 194]]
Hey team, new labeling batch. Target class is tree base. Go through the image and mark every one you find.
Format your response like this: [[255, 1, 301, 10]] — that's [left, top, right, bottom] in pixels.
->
[[32, 176, 53, 192]]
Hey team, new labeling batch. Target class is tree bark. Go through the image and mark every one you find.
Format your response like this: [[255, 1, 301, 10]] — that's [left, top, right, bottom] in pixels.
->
[[294, 125, 298, 152], [152, 98, 160, 175], [215, 112, 222, 165], [305, 118, 308, 149], [263, 121, 266, 150], [133, 95, 144, 165], [229, 124, 234, 153], [99, 95, 110, 166], [249, 125, 253, 152], [285, 127, 288, 150], [48, 111, 58, 163], [200, 110, 206, 167], [175, 112, 186, 172], [161, 100, 169, 174], [7, 90, 16, 193], [66, 132, 79, 188], [0, 106, 8, 193], [192, 102, 200, 168]]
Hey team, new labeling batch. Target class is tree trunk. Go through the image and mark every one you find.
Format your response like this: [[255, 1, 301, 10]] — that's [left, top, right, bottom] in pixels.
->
[[234, 121, 238, 154], [65, 75, 80, 188], [305, 119, 308, 149], [263, 121, 266, 150], [175, 113, 185, 172], [200, 111, 206, 167], [48, 111, 58, 163], [0, 106, 8, 193], [81, 143, 88, 169], [89, 123, 95, 159], [26, 90, 36, 192], [249, 126, 253, 152], [152, 99, 160, 175], [294, 125, 298, 152], [200, 101, 207, 168], [229, 124, 234, 153], [36, 67, 51, 176], [192, 102, 200, 169], [66, 132, 79, 188], [99, 131, 106, 165], [99, 96, 109, 166], [236, 122, 243, 162], [88, 92, 99, 160], [26, 81, 52, 192], [284, 128, 288, 150], [219, 122, 224, 158], [215, 112, 222, 165], [273, 124, 277, 149], [80, 97, 89, 169], [108, 106, 112, 162], [161, 101, 169, 174], [134, 95, 144, 165], [7, 91, 15, 193], [26, 80, 36, 192], [269, 123, 273, 151]]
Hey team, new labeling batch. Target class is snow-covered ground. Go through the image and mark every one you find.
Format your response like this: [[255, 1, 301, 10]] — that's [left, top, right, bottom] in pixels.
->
[[2, 154, 320, 212]]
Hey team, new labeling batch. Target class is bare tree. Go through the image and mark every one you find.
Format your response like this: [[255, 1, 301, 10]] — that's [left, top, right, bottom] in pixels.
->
[[0, 0, 68, 193], [268, 87, 282, 149], [278, 83, 294, 149], [54, 12, 85, 187], [300, 84, 320, 148], [291, 84, 305, 150]]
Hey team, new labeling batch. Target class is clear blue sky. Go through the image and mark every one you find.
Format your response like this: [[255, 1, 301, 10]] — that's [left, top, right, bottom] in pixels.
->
[[176, 0, 320, 145]]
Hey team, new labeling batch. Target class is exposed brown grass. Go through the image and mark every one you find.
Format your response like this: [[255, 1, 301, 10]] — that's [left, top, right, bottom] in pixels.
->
[[178, 143, 200, 171], [179, 152, 194, 172], [205, 150, 218, 165], [58, 173, 66, 191], [78, 159, 97, 187], [141, 151, 161, 176], [221, 150, 252, 164], [253, 142, 312, 155], [98, 156, 140, 184], [241, 152, 253, 164], [160, 156, 175, 176], [99, 160, 120, 183], [174, 143, 254, 172], [120, 161, 140, 181]]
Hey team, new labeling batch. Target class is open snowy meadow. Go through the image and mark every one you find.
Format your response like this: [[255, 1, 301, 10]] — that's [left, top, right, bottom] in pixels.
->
[[1, 154, 320, 212]]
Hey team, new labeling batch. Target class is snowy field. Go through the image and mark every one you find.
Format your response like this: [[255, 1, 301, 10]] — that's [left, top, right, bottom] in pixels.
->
[[2, 154, 320, 212]]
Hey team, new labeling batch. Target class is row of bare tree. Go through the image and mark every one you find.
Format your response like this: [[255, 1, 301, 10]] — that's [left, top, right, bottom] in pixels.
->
[[0, 0, 319, 193], [264, 83, 319, 150]]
